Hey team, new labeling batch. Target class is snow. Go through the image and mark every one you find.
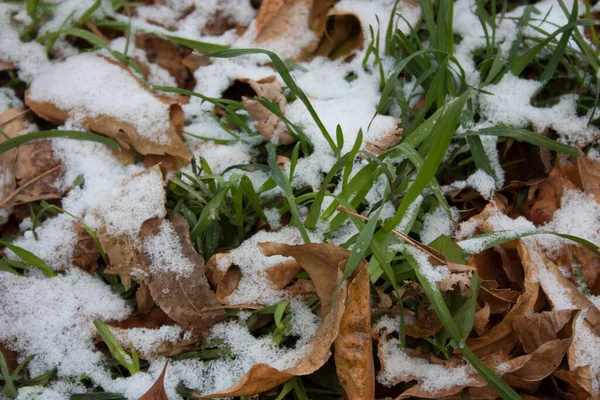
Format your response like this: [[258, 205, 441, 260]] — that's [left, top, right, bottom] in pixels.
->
[[27, 53, 174, 145], [112, 325, 186, 356], [142, 219, 195, 276], [0, 87, 23, 112], [0, 269, 132, 378], [391, 243, 450, 285], [420, 206, 457, 245], [222, 227, 313, 305], [377, 316, 474, 392]]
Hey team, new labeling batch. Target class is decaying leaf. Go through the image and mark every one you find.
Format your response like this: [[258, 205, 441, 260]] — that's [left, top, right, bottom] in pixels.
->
[[71, 222, 101, 273], [552, 366, 593, 399], [513, 309, 577, 354], [241, 76, 294, 145], [139, 361, 169, 400], [141, 212, 228, 336], [25, 54, 190, 160], [364, 123, 403, 156], [259, 242, 374, 400], [316, 11, 363, 60], [197, 273, 348, 398], [255, 0, 337, 59], [135, 34, 193, 89]]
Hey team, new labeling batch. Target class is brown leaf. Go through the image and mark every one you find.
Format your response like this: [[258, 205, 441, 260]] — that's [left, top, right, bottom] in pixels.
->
[[25, 54, 190, 160], [405, 306, 444, 338], [134, 34, 193, 88], [71, 222, 101, 273], [364, 123, 403, 156], [513, 310, 577, 354], [139, 361, 169, 400], [466, 240, 540, 357], [141, 212, 227, 337], [473, 303, 491, 335], [241, 76, 294, 145], [255, 0, 336, 59], [479, 280, 520, 315], [334, 262, 374, 400], [136, 283, 154, 315], [577, 153, 600, 203], [553, 366, 593, 399], [197, 276, 348, 398], [315, 11, 363, 60]]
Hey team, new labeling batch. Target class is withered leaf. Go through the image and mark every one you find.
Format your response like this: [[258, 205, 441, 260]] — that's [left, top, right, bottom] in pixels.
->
[[577, 153, 600, 203], [241, 76, 294, 145], [71, 221, 101, 273], [552, 366, 593, 399], [139, 361, 169, 400], [25, 54, 190, 160], [142, 212, 227, 336], [513, 309, 577, 354]]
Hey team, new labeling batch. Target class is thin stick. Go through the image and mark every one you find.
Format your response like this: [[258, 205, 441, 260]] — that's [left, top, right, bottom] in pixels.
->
[[0, 165, 61, 208], [337, 206, 446, 264]]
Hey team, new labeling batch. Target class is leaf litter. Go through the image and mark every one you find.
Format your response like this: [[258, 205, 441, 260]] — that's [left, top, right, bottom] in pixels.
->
[[1, 0, 600, 399]]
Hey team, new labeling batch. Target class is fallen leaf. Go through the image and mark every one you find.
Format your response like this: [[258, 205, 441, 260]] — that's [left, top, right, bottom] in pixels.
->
[[25, 54, 190, 160], [364, 123, 403, 156], [473, 303, 490, 335], [315, 11, 364, 60], [577, 153, 600, 203], [552, 366, 593, 399], [241, 76, 294, 145], [141, 212, 228, 336], [405, 306, 444, 338], [139, 361, 169, 400], [71, 222, 101, 273], [334, 260, 374, 400], [259, 242, 374, 400], [136, 283, 154, 315], [135, 34, 193, 88], [254, 0, 336, 59], [197, 276, 348, 398], [513, 309, 577, 354]]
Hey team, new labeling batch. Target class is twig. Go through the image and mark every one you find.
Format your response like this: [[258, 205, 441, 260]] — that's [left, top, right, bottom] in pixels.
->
[[0, 165, 61, 208]]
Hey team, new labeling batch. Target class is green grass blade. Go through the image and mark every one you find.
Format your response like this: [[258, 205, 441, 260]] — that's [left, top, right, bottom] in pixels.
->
[[0, 240, 56, 277], [0, 130, 119, 155], [93, 319, 139, 376], [209, 48, 338, 156], [165, 35, 230, 53], [459, 127, 579, 158], [385, 90, 472, 231]]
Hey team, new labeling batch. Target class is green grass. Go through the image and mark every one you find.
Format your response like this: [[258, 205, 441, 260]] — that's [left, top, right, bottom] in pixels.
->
[[2, 0, 600, 399]]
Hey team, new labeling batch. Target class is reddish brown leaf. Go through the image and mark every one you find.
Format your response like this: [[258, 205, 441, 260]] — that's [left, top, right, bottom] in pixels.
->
[[139, 361, 169, 400]]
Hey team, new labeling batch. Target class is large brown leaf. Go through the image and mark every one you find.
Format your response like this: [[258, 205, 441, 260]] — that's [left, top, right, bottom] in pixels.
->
[[25, 54, 190, 160], [141, 212, 227, 337], [259, 242, 374, 400], [513, 309, 577, 354]]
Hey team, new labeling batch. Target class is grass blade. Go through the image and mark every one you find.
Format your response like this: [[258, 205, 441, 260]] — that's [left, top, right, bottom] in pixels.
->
[[0, 130, 119, 155], [0, 240, 56, 277]]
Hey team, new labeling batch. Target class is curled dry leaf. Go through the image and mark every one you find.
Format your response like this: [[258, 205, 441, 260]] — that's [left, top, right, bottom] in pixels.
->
[[473, 303, 491, 335], [316, 10, 363, 60], [139, 361, 169, 400], [552, 366, 593, 399], [466, 240, 540, 357], [204, 249, 302, 305], [71, 222, 101, 273], [25, 54, 190, 160], [577, 152, 600, 203], [259, 242, 374, 400], [196, 273, 348, 398], [141, 212, 228, 337], [255, 0, 336, 59], [364, 124, 403, 156], [513, 309, 577, 354], [241, 76, 294, 145], [0, 108, 63, 209]]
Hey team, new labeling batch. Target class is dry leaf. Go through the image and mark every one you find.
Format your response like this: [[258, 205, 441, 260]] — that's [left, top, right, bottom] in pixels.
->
[[334, 261, 374, 400], [255, 0, 336, 59], [466, 240, 540, 357], [142, 212, 228, 336], [315, 11, 363, 60], [241, 76, 294, 145], [25, 54, 190, 160], [513, 309, 577, 354], [553, 366, 593, 399], [136, 283, 154, 315], [473, 303, 491, 335], [139, 361, 169, 400], [197, 275, 348, 398], [71, 222, 101, 273], [364, 124, 403, 156], [135, 34, 193, 88], [405, 306, 444, 338]]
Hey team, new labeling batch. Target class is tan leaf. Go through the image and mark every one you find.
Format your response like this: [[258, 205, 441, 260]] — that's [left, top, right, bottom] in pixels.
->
[[25, 54, 190, 160], [473, 303, 490, 335], [136, 283, 154, 315], [71, 222, 101, 273], [577, 153, 600, 203], [0, 108, 26, 212], [334, 262, 374, 400], [197, 277, 348, 398], [466, 240, 540, 357], [513, 309, 577, 354], [553, 366, 593, 399], [142, 212, 228, 336], [315, 11, 363, 60], [405, 307, 444, 338], [241, 76, 294, 145], [364, 124, 403, 156], [139, 361, 169, 400], [255, 0, 337, 59], [135, 34, 193, 88]]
